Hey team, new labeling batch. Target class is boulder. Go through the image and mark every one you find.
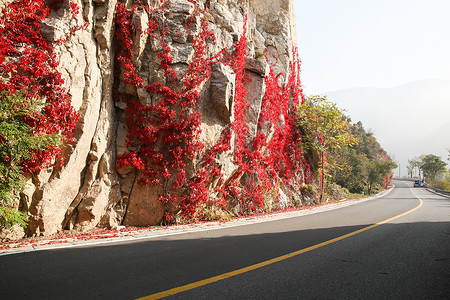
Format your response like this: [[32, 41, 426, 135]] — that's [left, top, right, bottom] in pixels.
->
[[210, 63, 235, 123], [243, 59, 267, 139], [245, 57, 269, 77], [40, 18, 66, 42], [123, 173, 165, 226], [167, 0, 195, 14]]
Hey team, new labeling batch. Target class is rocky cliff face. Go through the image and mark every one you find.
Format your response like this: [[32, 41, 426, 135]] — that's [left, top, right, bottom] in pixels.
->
[[1, 0, 310, 238]]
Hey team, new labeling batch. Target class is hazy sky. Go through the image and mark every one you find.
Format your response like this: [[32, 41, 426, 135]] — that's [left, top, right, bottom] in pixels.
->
[[293, 0, 450, 94]]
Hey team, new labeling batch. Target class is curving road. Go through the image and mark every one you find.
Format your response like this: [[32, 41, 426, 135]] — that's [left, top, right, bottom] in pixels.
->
[[1, 180, 449, 299]]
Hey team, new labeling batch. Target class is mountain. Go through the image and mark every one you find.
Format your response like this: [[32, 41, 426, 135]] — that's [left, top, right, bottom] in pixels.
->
[[323, 79, 450, 176]]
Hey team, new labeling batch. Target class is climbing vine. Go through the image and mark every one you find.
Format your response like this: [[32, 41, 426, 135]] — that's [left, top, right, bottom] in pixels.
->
[[0, 0, 81, 172], [0, 0, 82, 227], [1, 0, 314, 229], [113, 0, 311, 221]]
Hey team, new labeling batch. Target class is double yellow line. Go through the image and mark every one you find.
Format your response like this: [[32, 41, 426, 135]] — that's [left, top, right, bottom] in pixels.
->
[[138, 197, 424, 299]]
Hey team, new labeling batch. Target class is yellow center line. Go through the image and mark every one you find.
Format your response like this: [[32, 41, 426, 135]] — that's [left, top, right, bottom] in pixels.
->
[[137, 196, 424, 300]]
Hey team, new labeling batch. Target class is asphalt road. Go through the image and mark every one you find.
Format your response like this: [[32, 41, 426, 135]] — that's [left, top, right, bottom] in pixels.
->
[[1, 180, 449, 299]]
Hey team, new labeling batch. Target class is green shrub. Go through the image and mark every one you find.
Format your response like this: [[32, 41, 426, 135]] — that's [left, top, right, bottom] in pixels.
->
[[0, 90, 62, 229]]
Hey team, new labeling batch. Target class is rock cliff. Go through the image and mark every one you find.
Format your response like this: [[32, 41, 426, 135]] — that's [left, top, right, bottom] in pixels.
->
[[1, 0, 314, 238]]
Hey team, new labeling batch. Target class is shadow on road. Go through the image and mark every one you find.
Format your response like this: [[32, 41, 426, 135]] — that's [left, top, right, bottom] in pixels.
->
[[1, 219, 449, 300]]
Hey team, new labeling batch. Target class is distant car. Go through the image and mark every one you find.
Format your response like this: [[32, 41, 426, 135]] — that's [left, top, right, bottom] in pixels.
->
[[414, 180, 422, 187]]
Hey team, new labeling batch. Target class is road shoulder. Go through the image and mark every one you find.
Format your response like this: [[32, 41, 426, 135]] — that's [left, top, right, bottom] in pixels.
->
[[0, 187, 394, 256]]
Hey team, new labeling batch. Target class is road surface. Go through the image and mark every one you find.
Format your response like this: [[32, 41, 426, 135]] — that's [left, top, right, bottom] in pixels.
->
[[1, 180, 449, 299]]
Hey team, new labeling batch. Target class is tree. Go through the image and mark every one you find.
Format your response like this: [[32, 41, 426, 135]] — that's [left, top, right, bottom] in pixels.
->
[[407, 157, 422, 178], [406, 163, 414, 178], [296, 95, 357, 201], [331, 120, 396, 194], [333, 148, 369, 194], [366, 159, 398, 194], [0, 90, 62, 229], [296, 96, 396, 197], [420, 154, 447, 181]]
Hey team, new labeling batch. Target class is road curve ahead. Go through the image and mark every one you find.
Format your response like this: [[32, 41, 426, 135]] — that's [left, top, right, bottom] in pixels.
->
[[1, 181, 449, 299]]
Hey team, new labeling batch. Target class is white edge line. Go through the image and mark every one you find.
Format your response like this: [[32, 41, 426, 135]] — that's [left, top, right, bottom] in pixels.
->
[[1, 187, 395, 257]]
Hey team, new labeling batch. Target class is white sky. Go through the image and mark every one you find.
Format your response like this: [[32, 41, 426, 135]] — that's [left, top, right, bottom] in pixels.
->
[[293, 0, 450, 94]]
